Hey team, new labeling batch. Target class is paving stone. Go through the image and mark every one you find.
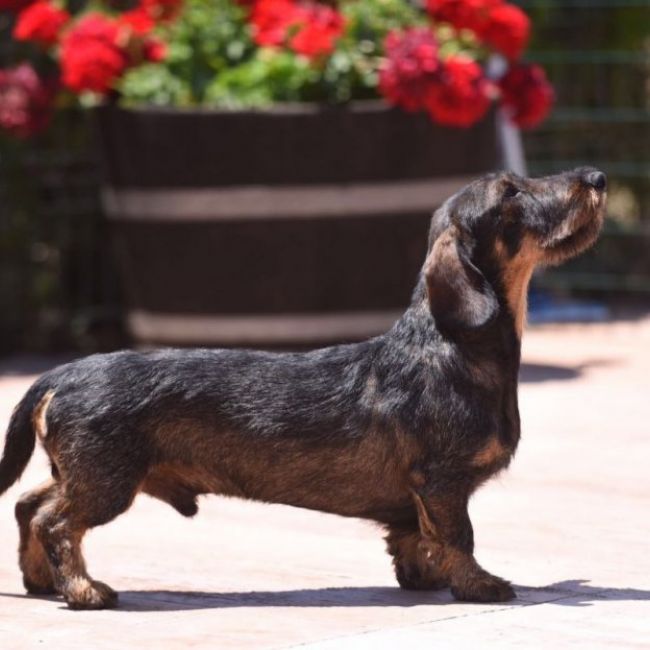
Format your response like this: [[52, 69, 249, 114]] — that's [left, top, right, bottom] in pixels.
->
[[1, 315, 648, 648]]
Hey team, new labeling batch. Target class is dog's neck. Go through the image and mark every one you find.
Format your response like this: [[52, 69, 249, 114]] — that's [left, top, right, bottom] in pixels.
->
[[492, 240, 540, 341], [387, 280, 521, 451], [391, 279, 523, 449], [398, 276, 524, 368]]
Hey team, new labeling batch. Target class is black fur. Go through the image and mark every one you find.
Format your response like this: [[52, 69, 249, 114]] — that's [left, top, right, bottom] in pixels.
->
[[0, 167, 606, 608]]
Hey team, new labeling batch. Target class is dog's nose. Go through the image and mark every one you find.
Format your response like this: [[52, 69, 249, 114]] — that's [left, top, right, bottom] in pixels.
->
[[584, 170, 607, 191]]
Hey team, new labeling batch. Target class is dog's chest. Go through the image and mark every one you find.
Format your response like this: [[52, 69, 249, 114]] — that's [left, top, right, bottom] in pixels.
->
[[469, 434, 515, 474], [414, 364, 521, 473]]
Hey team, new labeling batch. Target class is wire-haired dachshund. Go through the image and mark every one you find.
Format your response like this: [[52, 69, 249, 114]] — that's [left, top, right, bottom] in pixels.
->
[[0, 167, 607, 609]]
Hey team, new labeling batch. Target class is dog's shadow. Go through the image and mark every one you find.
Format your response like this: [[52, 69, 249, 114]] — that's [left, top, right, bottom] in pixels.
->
[[2, 579, 648, 612], [5, 579, 644, 612]]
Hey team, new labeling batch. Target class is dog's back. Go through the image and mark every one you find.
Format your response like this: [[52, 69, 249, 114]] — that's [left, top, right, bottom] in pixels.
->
[[0, 168, 606, 609]]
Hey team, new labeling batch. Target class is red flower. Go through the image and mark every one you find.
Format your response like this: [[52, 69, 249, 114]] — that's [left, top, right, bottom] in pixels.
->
[[118, 8, 156, 36], [478, 4, 530, 60], [0, 0, 36, 12], [379, 31, 492, 127], [143, 39, 167, 62], [250, 0, 344, 58], [424, 57, 491, 127], [379, 27, 440, 112], [60, 14, 128, 94], [141, 0, 183, 22], [499, 63, 553, 128], [13, 1, 70, 48], [289, 3, 344, 58], [427, 1, 531, 60], [250, 0, 302, 47], [116, 9, 168, 63], [426, 0, 500, 33], [0, 63, 55, 138], [380, 30, 493, 127]]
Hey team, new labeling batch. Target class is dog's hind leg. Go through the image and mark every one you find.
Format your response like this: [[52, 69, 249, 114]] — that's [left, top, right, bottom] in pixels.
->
[[385, 523, 449, 591], [15, 479, 58, 595], [32, 471, 141, 610]]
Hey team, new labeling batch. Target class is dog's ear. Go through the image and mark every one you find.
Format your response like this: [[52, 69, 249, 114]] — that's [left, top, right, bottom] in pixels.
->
[[424, 226, 498, 332]]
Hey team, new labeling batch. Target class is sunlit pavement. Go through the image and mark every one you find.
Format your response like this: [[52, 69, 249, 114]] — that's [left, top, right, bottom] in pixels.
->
[[1, 316, 648, 649]]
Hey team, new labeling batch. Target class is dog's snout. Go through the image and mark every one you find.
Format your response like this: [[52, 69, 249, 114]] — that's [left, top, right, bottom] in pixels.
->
[[583, 170, 607, 192]]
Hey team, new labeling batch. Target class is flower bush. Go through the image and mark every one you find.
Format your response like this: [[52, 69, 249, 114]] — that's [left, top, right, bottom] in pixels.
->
[[0, 0, 554, 138], [0, 62, 55, 137]]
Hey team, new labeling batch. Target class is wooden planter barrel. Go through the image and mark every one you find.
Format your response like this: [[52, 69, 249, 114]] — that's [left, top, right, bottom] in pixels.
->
[[95, 102, 502, 347]]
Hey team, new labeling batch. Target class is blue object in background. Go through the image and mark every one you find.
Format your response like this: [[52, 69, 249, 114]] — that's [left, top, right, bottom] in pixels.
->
[[528, 289, 610, 324]]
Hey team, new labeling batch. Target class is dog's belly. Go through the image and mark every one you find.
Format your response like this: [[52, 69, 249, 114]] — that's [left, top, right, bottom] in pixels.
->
[[238, 455, 415, 523], [150, 427, 417, 524]]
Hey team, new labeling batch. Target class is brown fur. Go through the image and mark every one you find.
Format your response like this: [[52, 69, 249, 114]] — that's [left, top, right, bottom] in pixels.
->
[[141, 463, 210, 516], [30, 486, 119, 609], [15, 480, 57, 595], [470, 436, 510, 468], [411, 491, 514, 601], [385, 525, 449, 590], [0, 168, 606, 609], [495, 238, 540, 339], [31, 391, 54, 442]]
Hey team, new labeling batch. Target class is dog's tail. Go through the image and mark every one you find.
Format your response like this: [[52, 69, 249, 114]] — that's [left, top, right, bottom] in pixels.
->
[[0, 379, 53, 497]]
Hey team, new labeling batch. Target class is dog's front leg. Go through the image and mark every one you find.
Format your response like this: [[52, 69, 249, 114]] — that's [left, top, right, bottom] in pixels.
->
[[411, 488, 515, 602], [385, 524, 449, 591]]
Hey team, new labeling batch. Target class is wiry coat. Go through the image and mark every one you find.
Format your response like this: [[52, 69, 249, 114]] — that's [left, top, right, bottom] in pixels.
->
[[0, 167, 607, 609]]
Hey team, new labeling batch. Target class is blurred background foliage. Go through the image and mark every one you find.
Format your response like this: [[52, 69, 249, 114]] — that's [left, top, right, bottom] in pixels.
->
[[1, 0, 649, 353], [521, 1, 650, 295]]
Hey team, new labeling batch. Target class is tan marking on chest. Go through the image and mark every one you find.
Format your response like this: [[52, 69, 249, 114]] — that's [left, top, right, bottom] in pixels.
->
[[32, 390, 55, 441], [495, 238, 541, 339], [471, 435, 510, 467]]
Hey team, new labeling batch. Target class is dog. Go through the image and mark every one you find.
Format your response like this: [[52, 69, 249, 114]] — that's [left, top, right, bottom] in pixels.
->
[[0, 167, 607, 609]]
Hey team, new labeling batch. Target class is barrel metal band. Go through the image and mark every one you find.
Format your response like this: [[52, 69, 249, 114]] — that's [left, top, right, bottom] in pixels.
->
[[128, 310, 403, 345], [103, 176, 476, 221]]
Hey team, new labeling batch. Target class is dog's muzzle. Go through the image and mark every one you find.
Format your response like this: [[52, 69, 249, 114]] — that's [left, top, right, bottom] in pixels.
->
[[546, 168, 607, 247]]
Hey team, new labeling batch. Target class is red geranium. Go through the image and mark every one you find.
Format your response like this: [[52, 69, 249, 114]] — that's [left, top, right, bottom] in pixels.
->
[[379, 30, 491, 127], [289, 3, 344, 58], [426, 0, 500, 33], [59, 14, 128, 94], [118, 8, 157, 36], [142, 39, 167, 62], [250, 0, 302, 47], [499, 62, 553, 128], [13, 1, 70, 48], [0, 63, 55, 138], [0, 0, 553, 135], [427, 1, 530, 61], [379, 28, 440, 112], [425, 56, 491, 127], [478, 4, 530, 60], [118, 8, 169, 62], [250, 0, 344, 58]]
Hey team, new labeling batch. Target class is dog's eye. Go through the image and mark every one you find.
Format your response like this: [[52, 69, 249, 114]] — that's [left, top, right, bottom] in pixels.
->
[[503, 185, 521, 200]]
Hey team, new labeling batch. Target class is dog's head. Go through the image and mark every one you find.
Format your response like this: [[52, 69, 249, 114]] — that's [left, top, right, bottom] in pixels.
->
[[424, 167, 607, 335]]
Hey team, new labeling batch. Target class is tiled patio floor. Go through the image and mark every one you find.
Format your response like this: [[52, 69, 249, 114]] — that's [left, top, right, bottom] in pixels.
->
[[1, 316, 648, 648]]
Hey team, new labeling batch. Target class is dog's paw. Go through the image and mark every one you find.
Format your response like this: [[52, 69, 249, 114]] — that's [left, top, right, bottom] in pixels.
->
[[451, 571, 516, 603], [395, 562, 449, 591], [66, 579, 118, 610]]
